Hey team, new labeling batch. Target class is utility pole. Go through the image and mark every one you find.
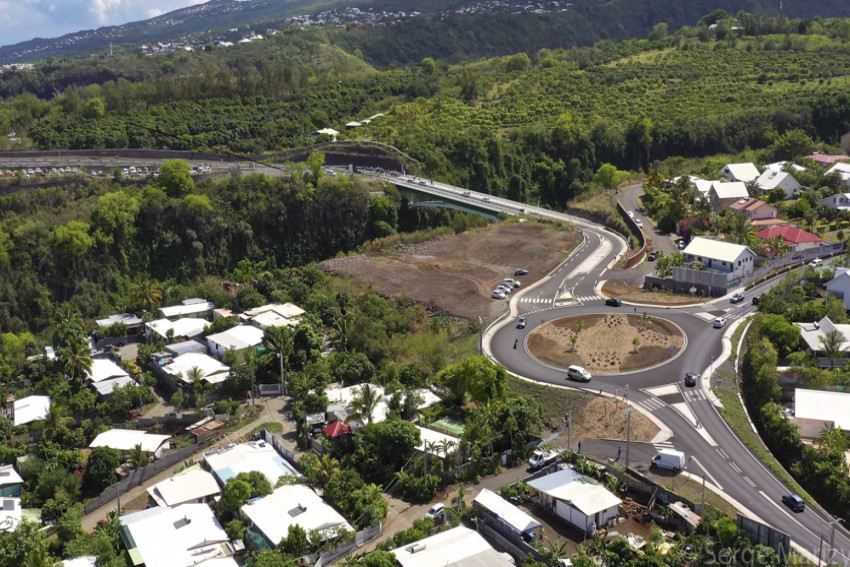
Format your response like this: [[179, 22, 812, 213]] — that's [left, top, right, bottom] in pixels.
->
[[818, 533, 824, 567], [700, 473, 706, 515], [625, 405, 632, 471], [828, 519, 837, 566], [567, 408, 572, 452]]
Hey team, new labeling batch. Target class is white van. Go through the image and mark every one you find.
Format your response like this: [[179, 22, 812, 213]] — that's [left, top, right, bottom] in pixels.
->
[[651, 449, 686, 471], [566, 365, 592, 382]]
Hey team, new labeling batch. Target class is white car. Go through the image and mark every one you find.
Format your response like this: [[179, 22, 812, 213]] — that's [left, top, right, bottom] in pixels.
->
[[810, 258, 823, 267], [627, 210, 634, 218], [492, 290, 506, 300], [503, 278, 520, 288], [635, 219, 643, 228], [713, 317, 727, 328], [496, 285, 512, 295]]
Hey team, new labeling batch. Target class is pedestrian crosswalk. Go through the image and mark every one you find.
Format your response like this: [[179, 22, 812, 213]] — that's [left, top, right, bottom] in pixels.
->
[[635, 396, 666, 412], [519, 297, 551, 304], [653, 440, 676, 453], [684, 389, 706, 403]]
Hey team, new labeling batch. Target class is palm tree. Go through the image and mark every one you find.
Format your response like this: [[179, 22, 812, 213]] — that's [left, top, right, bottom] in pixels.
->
[[128, 443, 151, 469], [542, 540, 570, 565], [668, 176, 692, 223], [127, 276, 163, 312], [693, 195, 713, 223], [819, 329, 845, 368], [437, 439, 457, 467], [352, 383, 381, 425], [316, 454, 340, 486], [51, 303, 85, 349], [729, 214, 756, 246], [186, 365, 204, 390], [263, 325, 294, 395], [45, 404, 73, 429], [60, 339, 93, 384], [332, 314, 352, 352]]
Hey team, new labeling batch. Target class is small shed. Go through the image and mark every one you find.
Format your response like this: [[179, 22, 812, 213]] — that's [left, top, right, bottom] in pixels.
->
[[323, 421, 351, 438], [527, 467, 621, 535]]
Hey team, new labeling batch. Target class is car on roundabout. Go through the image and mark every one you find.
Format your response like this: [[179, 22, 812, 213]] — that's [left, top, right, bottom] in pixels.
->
[[517, 316, 527, 329], [730, 293, 745, 304], [566, 365, 592, 382], [605, 297, 622, 307], [684, 373, 697, 387], [713, 317, 727, 328]]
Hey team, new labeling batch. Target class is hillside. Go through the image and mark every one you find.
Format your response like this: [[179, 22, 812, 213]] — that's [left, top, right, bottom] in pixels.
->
[[3, 0, 850, 65]]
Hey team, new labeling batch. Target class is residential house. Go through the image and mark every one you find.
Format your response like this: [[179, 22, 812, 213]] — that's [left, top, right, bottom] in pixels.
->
[[728, 198, 778, 221], [90, 429, 171, 459], [0, 465, 23, 497], [825, 162, 850, 186], [527, 467, 621, 535], [790, 388, 850, 439], [206, 325, 265, 359], [809, 153, 849, 167], [390, 526, 515, 567], [241, 303, 305, 330], [755, 226, 822, 252], [59, 557, 97, 567], [755, 169, 802, 198], [708, 181, 749, 209], [323, 384, 441, 427], [473, 488, 543, 543], [682, 237, 757, 279], [821, 192, 850, 211], [96, 313, 144, 335], [764, 161, 805, 174], [795, 316, 850, 367], [0, 498, 21, 532], [240, 484, 353, 547], [146, 465, 221, 508], [120, 503, 237, 567], [145, 318, 209, 342], [164, 339, 207, 356], [86, 359, 135, 399], [203, 441, 299, 488], [309, 128, 339, 141], [671, 176, 713, 200], [157, 298, 215, 320], [161, 352, 230, 389], [825, 269, 850, 310], [720, 162, 760, 183], [9, 395, 50, 427], [416, 426, 459, 461]]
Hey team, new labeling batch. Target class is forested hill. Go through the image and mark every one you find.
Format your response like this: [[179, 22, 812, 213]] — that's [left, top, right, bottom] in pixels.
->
[[2, 0, 850, 65]]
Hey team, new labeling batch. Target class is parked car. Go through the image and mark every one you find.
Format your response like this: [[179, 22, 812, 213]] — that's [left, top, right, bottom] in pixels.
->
[[752, 296, 760, 306], [810, 258, 823, 267], [647, 251, 659, 261], [730, 293, 745, 304], [496, 284, 512, 295], [627, 210, 634, 218], [566, 365, 592, 382], [781, 494, 805, 513], [504, 278, 520, 288], [678, 239, 687, 250], [605, 297, 622, 307], [684, 373, 697, 387], [492, 290, 506, 300], [514, 268, 528, 276], [425, 503, 446, 520], [651, 449, 686, 471], [517, 316, 527, 329], [482, 197, 490, 202], [713, 317, 727, 328], [462, 191, 471, 197]]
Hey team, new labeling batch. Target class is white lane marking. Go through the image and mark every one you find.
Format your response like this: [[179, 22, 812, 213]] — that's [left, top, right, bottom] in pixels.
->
[[689, 456, 723, 490], [716, 448, 728, 459], [759, 491, 813, 536], [567, 234, 612, 278], [729, 461, 742, 473], [744, 476, 756, 488], [643, 384, 681, 397]]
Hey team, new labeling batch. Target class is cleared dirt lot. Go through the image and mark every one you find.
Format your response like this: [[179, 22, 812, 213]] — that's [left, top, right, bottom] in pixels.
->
[[320, 222, 581, 320]]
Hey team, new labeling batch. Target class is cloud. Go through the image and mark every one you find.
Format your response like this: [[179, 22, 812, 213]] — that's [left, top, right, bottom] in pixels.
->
[[0, 0, 208, 48]]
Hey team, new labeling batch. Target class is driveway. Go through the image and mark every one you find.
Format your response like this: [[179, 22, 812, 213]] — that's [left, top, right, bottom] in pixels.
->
[[620, 185, 681, 257]]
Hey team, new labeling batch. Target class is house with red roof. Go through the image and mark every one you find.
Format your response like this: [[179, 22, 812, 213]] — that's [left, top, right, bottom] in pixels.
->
[[808, 153, 848, 167], [756, 225, 822, 252]]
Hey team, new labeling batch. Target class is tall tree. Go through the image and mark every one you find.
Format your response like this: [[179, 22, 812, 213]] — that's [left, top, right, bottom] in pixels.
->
[[264, 325, 294, 394], [127, 276, 163, 312], [819, 329, 845, 369], [352, 383, 381, 425]]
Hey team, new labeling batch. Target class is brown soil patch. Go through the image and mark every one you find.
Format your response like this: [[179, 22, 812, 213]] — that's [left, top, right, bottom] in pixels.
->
[[602, 279, 708, 306], [528, 313, 684, 374], [571, 396, 659, 442], [319, 222, 580, 320]]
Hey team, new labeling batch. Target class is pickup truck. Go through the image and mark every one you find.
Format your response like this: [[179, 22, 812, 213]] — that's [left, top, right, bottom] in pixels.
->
[[529, 448, 563, 470]]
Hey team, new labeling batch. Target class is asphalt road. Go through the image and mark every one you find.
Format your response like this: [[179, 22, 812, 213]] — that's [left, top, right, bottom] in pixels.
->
[[620, 184, 682, 256]]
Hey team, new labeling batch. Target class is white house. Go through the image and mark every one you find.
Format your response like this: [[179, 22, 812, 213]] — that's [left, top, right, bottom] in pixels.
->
[[391, 526, 515, 567], [88, 359, 129, 383], [157, 298, 215, 320], [90, 429, 171, 458], [708, 181, 749, 209], [0, 465, 23, 497], [527, 467, 621, 534], [826, 268, 850, 310], [309, 128, 339, 141], [671, 176, 713, 199], [162, 352, 230, 387], [240, 484, 352, 547], [682, 237, 757, 279], [120, 504, 237, 567], [145, 318, 209, 342], [791, 388, 850, 439], [473, 488, 542, 542], [146, 465, 221, 508], [206, 325, 265, 358], [720, 162, 760, 183], [821, 192, 850, 211], [825, 162, 850, 186], [96, 313, 144, 335], [0, 498, 21, 532], [203, 441, 299, 487], [10, 395, 50, 427], [241, 303, 305, 330], [756, 169, 801, 198], [324, 384, 441, 426], [795, 316, 850, 367]]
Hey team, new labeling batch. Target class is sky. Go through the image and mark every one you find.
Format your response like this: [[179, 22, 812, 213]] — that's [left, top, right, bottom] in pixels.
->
[[0, 0, 208, 48]]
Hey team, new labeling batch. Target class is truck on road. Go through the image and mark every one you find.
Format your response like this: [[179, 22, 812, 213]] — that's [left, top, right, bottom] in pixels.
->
[[529, 447, 564, 470], [651, 449, 686, 471]]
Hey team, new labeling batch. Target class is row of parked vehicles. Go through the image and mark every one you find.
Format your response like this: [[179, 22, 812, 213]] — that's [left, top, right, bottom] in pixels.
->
[[491, 269, 527, 300]]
